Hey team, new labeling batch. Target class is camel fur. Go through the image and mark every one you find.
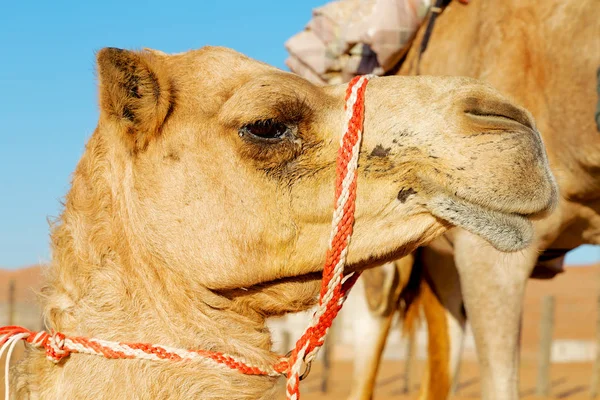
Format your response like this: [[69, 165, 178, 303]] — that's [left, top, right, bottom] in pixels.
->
[[11, 45, 557, 399]]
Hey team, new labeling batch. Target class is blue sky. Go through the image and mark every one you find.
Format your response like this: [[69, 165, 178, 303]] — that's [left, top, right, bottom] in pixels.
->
[[0, 1, 597, 269]]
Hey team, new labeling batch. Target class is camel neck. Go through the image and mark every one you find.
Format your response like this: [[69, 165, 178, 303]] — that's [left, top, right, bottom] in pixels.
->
[[40, 135, 285, 397], [48, 252, 273, 351], [43, 253, 283, 398]]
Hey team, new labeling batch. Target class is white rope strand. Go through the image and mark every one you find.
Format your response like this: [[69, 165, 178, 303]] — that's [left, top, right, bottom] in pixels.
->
[[2, 332, 29, 400]]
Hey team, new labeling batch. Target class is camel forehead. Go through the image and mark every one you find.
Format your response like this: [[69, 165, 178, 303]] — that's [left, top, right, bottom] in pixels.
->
[[165, 47, 282, 88], [155, 46, 325, 112], [148, 47, 492, 108], [169, 46, 271, 68]]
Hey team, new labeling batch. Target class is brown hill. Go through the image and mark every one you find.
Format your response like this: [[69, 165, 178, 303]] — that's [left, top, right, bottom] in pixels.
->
[[1, 263, 598, 335], [0, 264, 45, 303]]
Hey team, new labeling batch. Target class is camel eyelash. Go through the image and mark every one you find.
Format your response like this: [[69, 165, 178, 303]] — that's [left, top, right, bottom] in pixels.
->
[[232, 97, 313, 169], [238, 96, 313, 128], [238, 119, 294, 141]]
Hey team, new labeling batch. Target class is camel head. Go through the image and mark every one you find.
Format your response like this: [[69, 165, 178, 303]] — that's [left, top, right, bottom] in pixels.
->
[[82, 46, 556, 301]]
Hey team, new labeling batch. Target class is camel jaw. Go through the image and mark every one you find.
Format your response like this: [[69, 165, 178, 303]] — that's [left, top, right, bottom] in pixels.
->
[[426, 194, 534, 252]]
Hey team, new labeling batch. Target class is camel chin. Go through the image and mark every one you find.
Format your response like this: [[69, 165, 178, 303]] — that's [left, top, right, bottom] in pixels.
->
[[427, 195, 534, 252]]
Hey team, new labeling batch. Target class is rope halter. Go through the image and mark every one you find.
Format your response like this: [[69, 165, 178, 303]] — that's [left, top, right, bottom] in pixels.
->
[[0, 74, 374, 400]]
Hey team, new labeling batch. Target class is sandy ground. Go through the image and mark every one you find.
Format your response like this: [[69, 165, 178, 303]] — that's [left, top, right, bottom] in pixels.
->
[[301, 360, 595, 400], [0, 353, 594, 400]]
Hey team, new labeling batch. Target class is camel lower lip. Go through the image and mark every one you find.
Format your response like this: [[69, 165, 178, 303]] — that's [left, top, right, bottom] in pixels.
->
[[426, 195, 534, 252]]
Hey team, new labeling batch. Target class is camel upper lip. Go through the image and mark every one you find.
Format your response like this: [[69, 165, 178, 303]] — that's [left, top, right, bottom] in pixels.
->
[[463, 96, 536, 131], [456, 194, 552, 221], [448, 191, 555, 226], [428, 175, 555, 221], [417, 170, 556, 221]]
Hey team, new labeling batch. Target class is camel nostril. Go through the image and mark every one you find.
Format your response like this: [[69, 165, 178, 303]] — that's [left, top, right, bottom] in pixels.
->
[[463, 96, 535, 130], [464, 109, 534, 130]]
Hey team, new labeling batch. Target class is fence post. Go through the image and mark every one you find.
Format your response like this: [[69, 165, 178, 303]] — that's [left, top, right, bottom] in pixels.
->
[[8, 279, 16, 326], [536, 295, 555, 396], [321, 321, 335, 393], [590, 294, 600, 398], [281, 330, 291, 355], [403, 333, 415, 394]]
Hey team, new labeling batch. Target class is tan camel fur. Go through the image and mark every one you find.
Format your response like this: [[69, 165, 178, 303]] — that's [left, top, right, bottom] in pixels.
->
[[349, 0, 600, 399], [11, 46, 557, 399]]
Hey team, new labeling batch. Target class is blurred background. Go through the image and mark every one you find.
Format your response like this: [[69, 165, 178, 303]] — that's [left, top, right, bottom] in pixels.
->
[[1, 1, 598, 399]]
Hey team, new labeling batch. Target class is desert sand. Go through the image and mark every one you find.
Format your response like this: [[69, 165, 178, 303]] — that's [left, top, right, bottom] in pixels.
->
[[1, 264, 598, 399]]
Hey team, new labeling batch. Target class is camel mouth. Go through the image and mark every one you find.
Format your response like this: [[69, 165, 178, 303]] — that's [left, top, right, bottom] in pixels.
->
[[426, 194, 534, 252]]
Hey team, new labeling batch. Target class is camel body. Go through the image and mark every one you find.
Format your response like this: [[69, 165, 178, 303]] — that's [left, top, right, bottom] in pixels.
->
[[350, 0, 600, 399]]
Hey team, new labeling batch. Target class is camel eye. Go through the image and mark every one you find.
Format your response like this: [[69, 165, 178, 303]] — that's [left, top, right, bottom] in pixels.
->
[[239, 120, 290, 141]]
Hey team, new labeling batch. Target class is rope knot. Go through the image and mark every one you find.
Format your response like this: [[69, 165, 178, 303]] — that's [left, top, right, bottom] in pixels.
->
[[46, 332, 71, 363]]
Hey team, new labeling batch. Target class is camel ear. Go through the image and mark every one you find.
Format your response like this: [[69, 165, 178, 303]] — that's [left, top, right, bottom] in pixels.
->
[[96, 47, 172, 150]]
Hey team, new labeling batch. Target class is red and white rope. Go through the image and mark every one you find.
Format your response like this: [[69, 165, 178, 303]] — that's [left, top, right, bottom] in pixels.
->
[[0, 326, 286, 373], [0, 74, 374, 400], [285, 74, 373, 400]]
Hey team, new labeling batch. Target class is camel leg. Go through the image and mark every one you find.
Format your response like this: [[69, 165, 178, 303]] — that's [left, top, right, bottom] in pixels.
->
[[453, 230, 537, 400], [348, 257, 414, 400], [348, 262, 399, 400], [348, 303, 398, 400], [417, 242, 467, 400]]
